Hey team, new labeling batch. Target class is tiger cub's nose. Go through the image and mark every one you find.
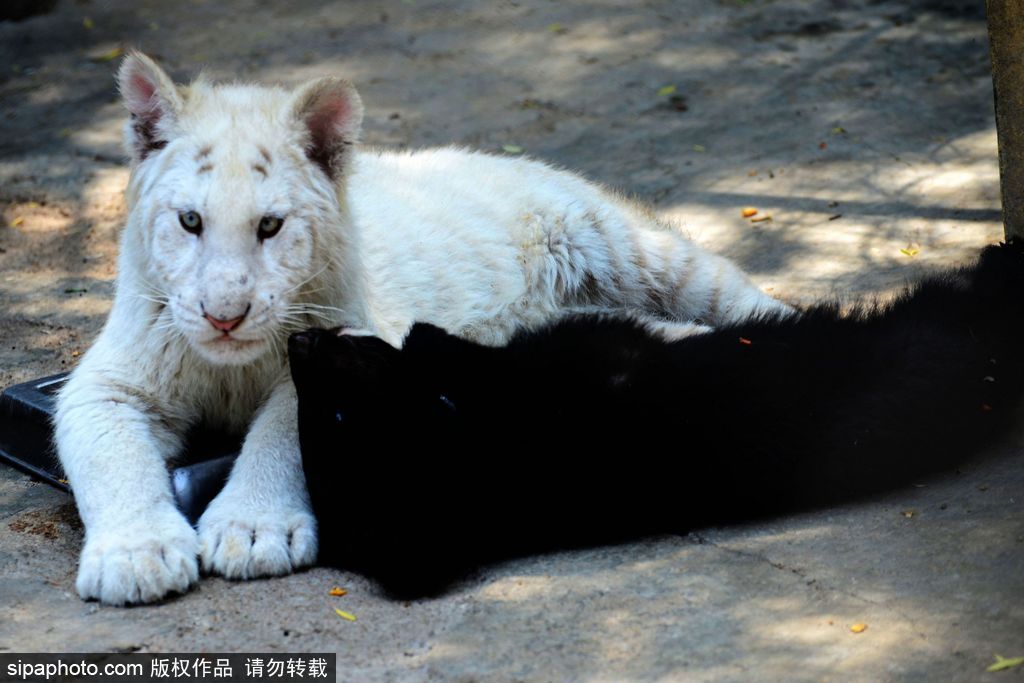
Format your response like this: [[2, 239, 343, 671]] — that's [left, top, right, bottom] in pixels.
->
[[202, 303, 250, 332]]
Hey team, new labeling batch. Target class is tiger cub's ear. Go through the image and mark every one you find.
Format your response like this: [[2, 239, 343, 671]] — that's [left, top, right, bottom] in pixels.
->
[[117, 50, 184, 164], [290, 77, 364, 180]]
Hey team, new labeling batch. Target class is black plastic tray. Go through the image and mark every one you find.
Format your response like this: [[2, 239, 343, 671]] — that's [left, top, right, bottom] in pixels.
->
[[0, 374, 240, 524]]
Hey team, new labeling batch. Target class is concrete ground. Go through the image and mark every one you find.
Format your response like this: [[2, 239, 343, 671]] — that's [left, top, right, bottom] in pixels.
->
[[0, 0, 1021, 679]]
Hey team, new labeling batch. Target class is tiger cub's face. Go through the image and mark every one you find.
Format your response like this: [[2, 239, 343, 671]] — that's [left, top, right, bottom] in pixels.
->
[[120, 52, 363, 366]]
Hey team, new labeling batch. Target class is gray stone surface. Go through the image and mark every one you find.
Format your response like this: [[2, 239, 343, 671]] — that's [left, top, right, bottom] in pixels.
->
[[1, 0, 1021, 680]]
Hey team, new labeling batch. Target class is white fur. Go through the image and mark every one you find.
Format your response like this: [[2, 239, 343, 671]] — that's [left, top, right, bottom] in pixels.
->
[[55, 53, 790, 605]]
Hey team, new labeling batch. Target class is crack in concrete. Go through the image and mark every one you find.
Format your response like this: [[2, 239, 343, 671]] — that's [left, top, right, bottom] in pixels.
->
[[690, 532, 926, 636]]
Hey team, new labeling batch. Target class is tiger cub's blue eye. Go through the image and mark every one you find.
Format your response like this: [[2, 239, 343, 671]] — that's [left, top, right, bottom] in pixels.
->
[[178, 211, 203, 235], [257, 216, 284, 241]]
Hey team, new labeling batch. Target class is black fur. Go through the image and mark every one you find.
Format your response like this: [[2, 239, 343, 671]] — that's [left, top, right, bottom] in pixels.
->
[[289, 240, 1024, 598]]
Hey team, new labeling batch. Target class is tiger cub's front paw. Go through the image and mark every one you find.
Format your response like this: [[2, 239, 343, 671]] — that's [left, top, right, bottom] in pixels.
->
[[75, 508, 199, 605], [197, 498, 317, 579]]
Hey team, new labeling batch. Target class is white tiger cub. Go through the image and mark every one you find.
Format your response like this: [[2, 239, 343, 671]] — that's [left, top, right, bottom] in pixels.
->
[[54, 51, 791, 605]]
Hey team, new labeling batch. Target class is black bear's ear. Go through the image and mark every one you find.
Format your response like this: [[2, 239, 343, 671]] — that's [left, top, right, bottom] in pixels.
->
[[402, 324, 492, 371], [117, 51, 184, 164], [403, 323, 463, 353], [290, 76, 364, 180], [342, 334, 402, 356], [339, 335, 403, 378]]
